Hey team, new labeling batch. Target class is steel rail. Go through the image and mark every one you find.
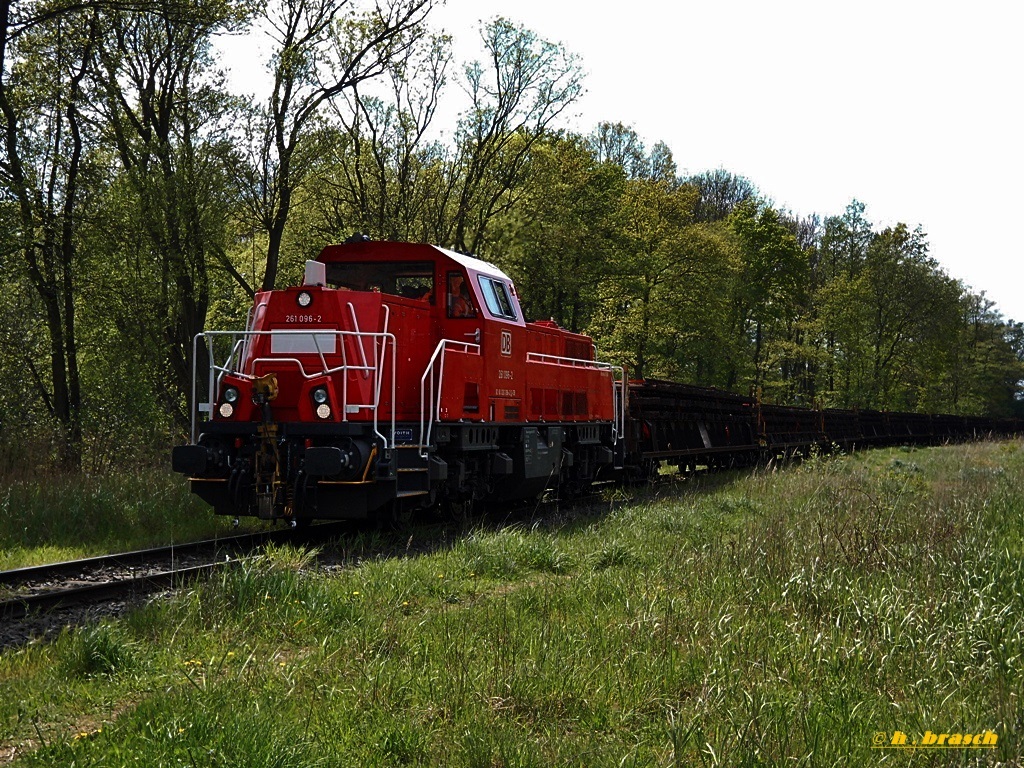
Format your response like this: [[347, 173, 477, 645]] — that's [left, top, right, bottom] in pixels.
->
[[0, 522, 349, 621], [0, 529, 301, 590], [0, 564, 221, 621]]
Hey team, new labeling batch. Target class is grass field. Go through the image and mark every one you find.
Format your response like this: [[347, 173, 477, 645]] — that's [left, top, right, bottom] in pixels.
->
[[0, 468, 269, 570], [1, 442, 1021, 766]]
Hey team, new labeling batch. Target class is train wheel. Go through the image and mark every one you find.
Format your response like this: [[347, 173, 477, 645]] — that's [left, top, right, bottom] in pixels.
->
[[626, 459, 658, 485], [559, 479, 587, 501], [443, 496, 477, 525], [378, 499, 416, 532]]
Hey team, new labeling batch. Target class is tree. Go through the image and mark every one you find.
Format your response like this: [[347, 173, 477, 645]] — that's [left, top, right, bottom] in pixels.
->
[[814, 219, 974, 411], [861, 224, 958, 408], [0, 0, 100, 465], [648, 140, 677, 183], [303, 27, 452, 244], [655, 221, 741, 386], [726, 200, 809, 396], [814, 200, 875, 398], [238, 0, 433, 292], [492, 133, 624, 332], [687, 168, 757, 223], [273, 15, 584, 264], [589, 178, 711, 380], [587, 122, 677, 182], [93, 0, 242, 427], [446, 17, 583, 255], [819, 199, 873, 281], [588, 122, 647, 179]]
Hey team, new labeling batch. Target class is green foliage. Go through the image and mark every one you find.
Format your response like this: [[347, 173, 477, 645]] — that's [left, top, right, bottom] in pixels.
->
[[811, 208, 1021, 413], [0, 467, 264, 568], [727, 200, 810, 396], [687, 168, 759, 222], [588, 177, 727, 380], [492, 133, 624, 331]]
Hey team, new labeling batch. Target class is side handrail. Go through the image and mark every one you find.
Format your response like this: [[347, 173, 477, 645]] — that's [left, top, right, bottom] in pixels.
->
[[525, 352, 625, 444], [613, 368, 626, 447], [419, 339, 481, 457], [526, 351, 615, 369], [213, 338, 249, 397], [240, 300, 269, 370], [372, 305, 394, 448]]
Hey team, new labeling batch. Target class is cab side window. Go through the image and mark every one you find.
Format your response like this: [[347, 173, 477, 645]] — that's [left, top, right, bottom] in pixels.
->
[[396, 273, 434, 302], [478, 276, 517, 320], [447, 272, 477, 318]]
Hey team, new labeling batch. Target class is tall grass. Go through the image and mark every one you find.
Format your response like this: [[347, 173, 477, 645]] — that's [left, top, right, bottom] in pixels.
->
[[0, 467, 265, 569], [0, 441, 1020, 766]]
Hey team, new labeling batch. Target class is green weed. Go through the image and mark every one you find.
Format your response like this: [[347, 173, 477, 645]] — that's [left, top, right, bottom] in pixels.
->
[[55, 624, 136, 679]]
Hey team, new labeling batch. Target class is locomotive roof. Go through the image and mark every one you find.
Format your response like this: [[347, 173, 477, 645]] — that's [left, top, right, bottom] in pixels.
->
[[317, 240, 513, 283], [435, 245, 512, 282]]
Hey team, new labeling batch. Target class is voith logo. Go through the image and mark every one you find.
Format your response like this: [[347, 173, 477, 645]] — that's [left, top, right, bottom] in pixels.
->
[[500, 330, 512, 357]]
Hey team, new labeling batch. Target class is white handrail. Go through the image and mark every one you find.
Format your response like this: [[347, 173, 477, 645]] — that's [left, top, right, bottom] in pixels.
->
[[347, 302, 371, 380], [526, 351, 615, 369], [241, 300, 269, 369], [525, 351, 625, 444], [372, 305, 393, 448], [418, 339, 481, 457]]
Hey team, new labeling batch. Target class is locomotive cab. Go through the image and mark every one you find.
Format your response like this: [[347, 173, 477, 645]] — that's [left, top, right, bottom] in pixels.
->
[[173, 239, 625, 524]]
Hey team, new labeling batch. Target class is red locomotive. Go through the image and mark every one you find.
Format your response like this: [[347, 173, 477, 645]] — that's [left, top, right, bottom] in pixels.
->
[[173, 239, 1018, 525], [172, 239, 625, 524]]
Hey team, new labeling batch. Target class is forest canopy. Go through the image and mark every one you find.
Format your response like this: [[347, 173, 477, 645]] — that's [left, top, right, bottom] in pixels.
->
[[3, 0, 1022, 471]]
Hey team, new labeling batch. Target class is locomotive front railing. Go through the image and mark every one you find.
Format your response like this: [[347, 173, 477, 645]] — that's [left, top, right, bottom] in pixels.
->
[[346, 301, 374, 380], [190, 328, 396, 449], [525, 352, 626, 444]]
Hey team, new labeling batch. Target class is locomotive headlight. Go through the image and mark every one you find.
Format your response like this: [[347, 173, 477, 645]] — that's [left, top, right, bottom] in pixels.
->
[[219, 402, 235, 418], [297, 290, 313, 308], [312, 386, 329, 405], [223, 386, 240, 404], [316, 403, 332, 419]]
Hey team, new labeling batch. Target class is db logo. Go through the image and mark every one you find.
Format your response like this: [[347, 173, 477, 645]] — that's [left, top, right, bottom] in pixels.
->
[[500, 330, 512, 357]]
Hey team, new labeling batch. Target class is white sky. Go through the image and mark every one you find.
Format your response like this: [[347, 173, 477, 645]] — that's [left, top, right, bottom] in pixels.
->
[[221, 0, 1024, 322]]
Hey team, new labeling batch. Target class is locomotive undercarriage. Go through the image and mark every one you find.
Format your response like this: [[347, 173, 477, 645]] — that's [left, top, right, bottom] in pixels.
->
[[172, 420, 618, 524]]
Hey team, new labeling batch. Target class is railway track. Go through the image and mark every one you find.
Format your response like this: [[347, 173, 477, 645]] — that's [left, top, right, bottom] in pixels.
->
[[0, 523, 348, 622]]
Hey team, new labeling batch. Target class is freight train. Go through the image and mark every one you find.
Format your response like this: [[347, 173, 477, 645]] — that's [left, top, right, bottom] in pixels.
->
[[172, 238, 1018, 525]]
